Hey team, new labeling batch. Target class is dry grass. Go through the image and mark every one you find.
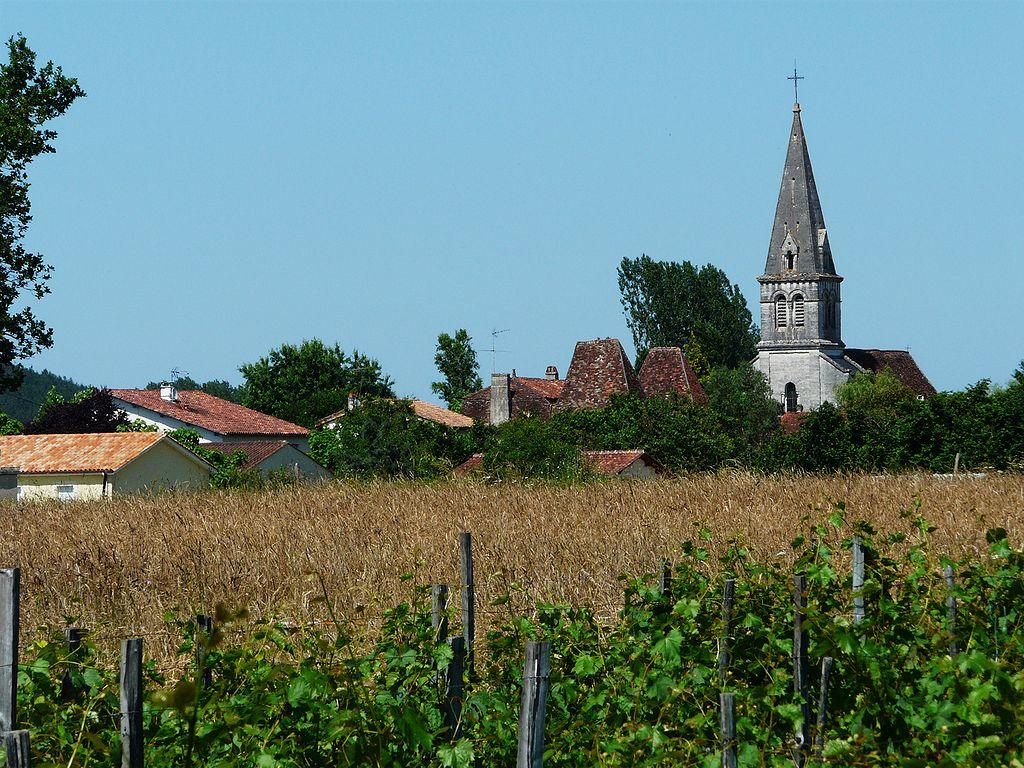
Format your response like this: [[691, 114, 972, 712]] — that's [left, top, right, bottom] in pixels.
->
[[2, 473, 1023, 661]]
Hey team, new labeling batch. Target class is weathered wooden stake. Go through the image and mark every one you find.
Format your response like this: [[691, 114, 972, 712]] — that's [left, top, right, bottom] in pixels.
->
[[120, 638, 144, 768], [720, 692, 737, 768], [852, 536, 865, 625], [658, 560, 672, 601], [61, 627, 84, 701], [197, 614, 214, 688], [0, 568, 20, 732], [944, 565, 958, 655], [459, 532, 475, 677], [792, 573, 810, 768], [3, 729, 30, 768], [431, 585, 449, 644], [443, 635, 466, 741], [718, 579, 736, 687], [814, 656, 834, 754], [516, 640, 551, 768]]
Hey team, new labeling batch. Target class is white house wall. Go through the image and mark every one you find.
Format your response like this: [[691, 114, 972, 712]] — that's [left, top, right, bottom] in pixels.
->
[[254, 445, 331, 481], [113, 400, 222, 442], [113, 440, 211, 494], [18, 473, 108, 501]]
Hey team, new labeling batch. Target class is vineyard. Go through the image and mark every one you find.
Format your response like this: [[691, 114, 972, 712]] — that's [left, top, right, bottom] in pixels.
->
[[0, 476, 1023, 765]]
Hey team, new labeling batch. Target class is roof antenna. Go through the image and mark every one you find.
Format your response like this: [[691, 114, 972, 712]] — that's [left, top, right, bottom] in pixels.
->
[[486, 328, 510, 374], [788, 61, 804, 106]]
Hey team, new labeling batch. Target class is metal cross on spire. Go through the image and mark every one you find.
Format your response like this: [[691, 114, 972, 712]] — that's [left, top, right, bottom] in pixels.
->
[[788, 64, 804, 104]]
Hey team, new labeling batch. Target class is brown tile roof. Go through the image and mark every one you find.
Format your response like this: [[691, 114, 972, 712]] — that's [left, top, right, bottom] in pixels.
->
[[111, 390, 308, 437], [555, 339, 642, 412], [513, 377, 564, 399], [461, 377, 561, 422], [199, 440, 289, 469], [638, 347, 708, 404], [455, 449, 665, 477], [844, 349, 937, 397], [0, 432, 196, 474]]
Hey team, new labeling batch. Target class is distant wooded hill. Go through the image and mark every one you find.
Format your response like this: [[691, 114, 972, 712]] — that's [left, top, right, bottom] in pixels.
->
[[0, 368, 89, 423]]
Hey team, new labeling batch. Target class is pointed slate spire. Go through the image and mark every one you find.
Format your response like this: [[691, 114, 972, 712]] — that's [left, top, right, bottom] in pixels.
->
[[764, 104, 836, 276]]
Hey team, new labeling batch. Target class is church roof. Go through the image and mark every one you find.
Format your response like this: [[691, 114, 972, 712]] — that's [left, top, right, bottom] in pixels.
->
[[844, 349, 937, 397], [764, 104, 837, 278]]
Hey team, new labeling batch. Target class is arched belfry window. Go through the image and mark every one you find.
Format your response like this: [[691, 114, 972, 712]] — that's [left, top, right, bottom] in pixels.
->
[[785, 383, 798, 413], [823, 290, 835, 330], [775, 295, 788, 328], [786, 250, 795, 271], [792, 294, 805, 327]]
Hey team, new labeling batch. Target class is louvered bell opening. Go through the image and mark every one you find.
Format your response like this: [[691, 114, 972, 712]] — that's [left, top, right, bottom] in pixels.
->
[[793, 295, 805, 327], [775, 296, 788, 328]]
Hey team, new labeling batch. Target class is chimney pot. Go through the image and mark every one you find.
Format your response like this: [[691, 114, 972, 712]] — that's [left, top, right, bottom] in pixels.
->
[[159, 383, 178, 402], [545, 365, 559, 381]]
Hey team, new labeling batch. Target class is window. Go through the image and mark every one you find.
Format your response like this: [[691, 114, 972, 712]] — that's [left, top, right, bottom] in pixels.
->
[[775, 295, 788, 327], [786, 250, 795, 270], [56, 484, 75, 501], [785, 383, 798, 413], [823, 290, 836, 330], [792, 294, 805, 326]]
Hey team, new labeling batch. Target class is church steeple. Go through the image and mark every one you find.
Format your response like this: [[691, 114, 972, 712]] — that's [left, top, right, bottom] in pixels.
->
[[763, 104, 836, 277]]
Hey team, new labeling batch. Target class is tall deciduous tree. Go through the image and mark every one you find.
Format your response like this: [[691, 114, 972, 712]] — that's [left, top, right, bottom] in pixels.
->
[[25, 387, 129, 434], [0, 35, 85, 391], [617, 255, 758, 370], [431, 329, 482, 411], [239, 339, 394, 427]]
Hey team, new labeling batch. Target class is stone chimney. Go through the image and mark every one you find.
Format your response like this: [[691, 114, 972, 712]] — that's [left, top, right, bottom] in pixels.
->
[[159, 383, 178, 402], [489, 373, 511, 425], [545, 365, 559, 381]]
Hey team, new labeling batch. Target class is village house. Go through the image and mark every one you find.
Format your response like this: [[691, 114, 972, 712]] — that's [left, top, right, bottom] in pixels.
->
[[201, 440, 331, 481], [0, 432, 213, 501], [111, 385, 310, 452], [461, 338, 705, 425], [457, 449, 666, 478]]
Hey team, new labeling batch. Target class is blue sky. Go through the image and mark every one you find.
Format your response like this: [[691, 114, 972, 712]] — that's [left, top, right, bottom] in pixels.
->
[[6, 1, 1023, 400]]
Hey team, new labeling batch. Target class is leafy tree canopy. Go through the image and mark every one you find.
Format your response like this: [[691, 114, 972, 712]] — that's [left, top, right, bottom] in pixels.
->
[[0, 35, 85, 392], [25, 387, 129, 434], [617, 255, 758, 369], [145, 376, 242, 403], [431, 329, 482, 411], [239, 339, 394, 428]]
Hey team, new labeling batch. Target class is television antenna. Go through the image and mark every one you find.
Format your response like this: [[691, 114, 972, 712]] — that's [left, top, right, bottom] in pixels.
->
[[486, 328, 510, 374]]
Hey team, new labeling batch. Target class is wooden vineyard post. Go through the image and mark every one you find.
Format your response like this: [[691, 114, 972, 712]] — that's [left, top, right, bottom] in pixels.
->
[[944, 565, 958, 655], [431, 585, 449, 644], [0, 568, 20, 732], [852, 536, 865, 625], [516, 640, 551, 768], [459, 532, 475, 678], [814, 656, 834, 755], [442, 636, 466, 741], [719, 579, 736, 687], [792, 573, 810, 768], [120, 638, 144, 768], [3, 729, 30, 768], [658, 560, 672, 601], [61, 627, 84, 701], [197, 615, 214, 688], [720, 692, 737, 768]]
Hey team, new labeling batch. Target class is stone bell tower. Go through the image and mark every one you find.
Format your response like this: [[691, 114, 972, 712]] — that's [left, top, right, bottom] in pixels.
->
[[753, 98, 857, 412]]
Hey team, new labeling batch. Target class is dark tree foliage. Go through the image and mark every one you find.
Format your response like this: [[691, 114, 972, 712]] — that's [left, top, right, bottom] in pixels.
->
[[0, 366, 85, 422], [482, 416, 587, 482], [25, 387, 129, 434], [617, 255, 758, 369], [309, 398, 483, 479], [431, 329, 482, 411], [145, 377, 242, 403], [0, 35, 85, 392], [239, 339, 394, 427], [702, 364, 782, 466]]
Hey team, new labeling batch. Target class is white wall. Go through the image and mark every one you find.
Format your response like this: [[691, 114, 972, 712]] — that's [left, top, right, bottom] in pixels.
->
[[113, 400, 222, 442], [18, 474, 108, 501], [255, 445, 331, 481], [113, 440, 211, 494]]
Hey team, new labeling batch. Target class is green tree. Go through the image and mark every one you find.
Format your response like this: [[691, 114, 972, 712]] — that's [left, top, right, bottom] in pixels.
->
[[431, 329, 482, 411], [836, 370, 918, 470], [702, 364, 781, 467], [239, 339, 394, 427], [0, 35, 85, 391], [0, 412, 22, 435], [482, 417, 588, 482], [617, 255, 758, 369], [145, 377, 242, 403]]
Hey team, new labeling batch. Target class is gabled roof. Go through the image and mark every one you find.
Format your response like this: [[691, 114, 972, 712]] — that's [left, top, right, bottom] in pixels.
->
[[0, 432, 214, 474], [455, 449, 665, 477], [638, 347, 707, 404], [844, 349, 937, 397], [200, 440, 292, 469], [555, 339, 642, 411], [512, 377, 564, 400], [764, 104, 836, 277], [111, 390, 307, 437], [317, 399, 474, 429]]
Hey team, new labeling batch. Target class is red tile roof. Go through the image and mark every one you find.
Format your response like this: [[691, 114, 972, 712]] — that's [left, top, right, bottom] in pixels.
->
[[455, 449, 665, 477], [513, 377, 564, 400], [844, 349, 937, 397], [200, 440, 289, 469], [555, 339, 642, 411], [461, 377, 562, 422], [111, 390, 307, 437], [0, 433, 202, 474], [638, 347, 707, 404], [317, 399, 474, 429]]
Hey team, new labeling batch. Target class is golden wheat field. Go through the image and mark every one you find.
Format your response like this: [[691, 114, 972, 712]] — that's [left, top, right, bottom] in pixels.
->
[[2, 473, 1023, 662]]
